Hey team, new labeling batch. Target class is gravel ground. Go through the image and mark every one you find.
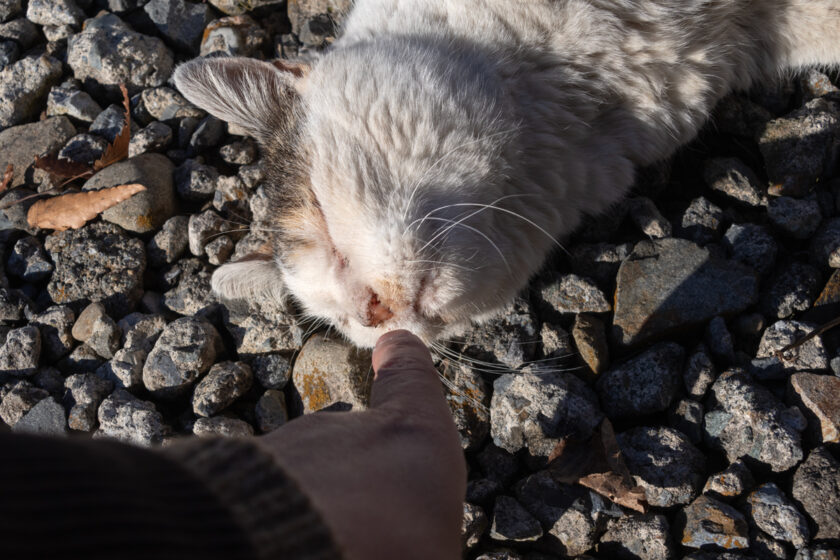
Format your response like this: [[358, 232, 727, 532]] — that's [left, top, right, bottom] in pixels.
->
[[0, 2, 839, 559]]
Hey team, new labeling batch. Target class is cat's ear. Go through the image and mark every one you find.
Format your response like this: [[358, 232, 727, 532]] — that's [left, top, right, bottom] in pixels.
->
[[173, 57, 307, 143], [211, 254, 286, 303]]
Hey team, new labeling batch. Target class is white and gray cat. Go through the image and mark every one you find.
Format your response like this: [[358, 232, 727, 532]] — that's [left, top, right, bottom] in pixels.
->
[[175, 0, 840, 348]]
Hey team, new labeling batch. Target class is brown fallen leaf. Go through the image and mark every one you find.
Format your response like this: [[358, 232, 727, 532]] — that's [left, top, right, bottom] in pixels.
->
[[93, 83, 131, 171], [26, 183, 146, 231], [0, 163, 13, 192], [547, 418, 649, 513], [34, 153, 94, 181]]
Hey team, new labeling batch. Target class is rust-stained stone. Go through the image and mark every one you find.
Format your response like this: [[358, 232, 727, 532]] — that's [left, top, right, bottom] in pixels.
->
[[442, 359, 489, 452], [678, 495, 749, 550], [291, 332, 372, 414], [572, 314, 609, 375], [789, 372, 840, 443]]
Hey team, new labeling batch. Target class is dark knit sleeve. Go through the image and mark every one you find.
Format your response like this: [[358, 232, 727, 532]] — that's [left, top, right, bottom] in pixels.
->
[[0, 432, 342, 560]]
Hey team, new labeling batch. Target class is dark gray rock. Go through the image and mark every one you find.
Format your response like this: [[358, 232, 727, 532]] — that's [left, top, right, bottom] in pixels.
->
[[64, 373, 113, 432], [0, 39, 18, 68], [255, 389, 287, 433], [571, 314, 609, 375], [162, 258, 216, 316], [46, 81, 103, 123], [26, 0, 84, 26], [628, 196, 671, 238], [704, 369, 805, 472], [768, 196, 823, 239], [193, 415, 254, 437], [703, 460, 755, 501], [761, 262, 821, 319], [58, 343, 104, 374], [0, 378, 47, 425], [618, 426, 705, 507], [205, 236, 234, 265], [684, 345, 716, 398], [704, 157, 766, 207], [680, 196, 724, 244], [0, 0, 21, 22], [291, 332, 372, 413], [792, 447, 840, 543], [95, 389, 166, 446], [744, 483, 809, 548], [81, 153, 176, 234], [539, 322, 574, 362], [810, 217, 840, 269], [128, 121, 172, 157], [463, 503, 489, 551], [460, 299, 538, 369], [491, 370, 602, 466], [29, 305, 75, 362], [139, 87, 203, 122], [190, 115, 226, 150], [756, 320, 829, 375], [287, 0, 351, 46], [0, 18, 39, 49], [613, 238, 758, 347], [596, 342, 684, 418], [89, 104, 136, 143], [188, 209, 226, 257], [489, 496, 543, 543], [85, 315, 121, 360], [118, 312, 167, 352], [8, 236, 53, 282], [191, 361, 252, 417], [67, 13, 174, 96], [0, 325, 40, 376], [540, 273, 611, 315], [721, 224, 777, 277], [45, 222, 146, 317], [212, 174, 251, 216], [200, 15, 267, 58], [678, 495, 750, 551], [599, 514, 675, 560], [668, 398, 704, 444], [97, 347, 146, 390], [706, 317, 735, 362], [142, 317, 222, 399], [143, 0, 213, 54], [0, 287, 26, 322], [175, 159, 219, 201], [147, 215, 189, 267], [0, 54, 62, 129], [12, 396, 66, 435], [795, 548, 840, 560], [220, 295, 302, 356], [442, 360, 490, 452], [219, 138, 257, 165], [249, 353, 292, 390], [58, 133, 108, 164], [569, 242, 632, 287]]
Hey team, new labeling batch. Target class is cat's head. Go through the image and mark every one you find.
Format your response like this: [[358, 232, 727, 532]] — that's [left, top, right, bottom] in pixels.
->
[[175, 41, 558, 347]]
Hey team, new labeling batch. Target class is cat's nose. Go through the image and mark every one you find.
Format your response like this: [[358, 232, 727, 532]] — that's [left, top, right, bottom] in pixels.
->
[[363, 290, 393, 327]]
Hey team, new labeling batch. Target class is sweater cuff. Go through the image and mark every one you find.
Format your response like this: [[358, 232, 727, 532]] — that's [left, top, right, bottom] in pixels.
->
[[165, 437, 343, 560]]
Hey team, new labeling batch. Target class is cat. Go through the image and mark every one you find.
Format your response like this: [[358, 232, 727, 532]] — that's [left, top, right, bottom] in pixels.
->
[[175, 0, 840, 348]]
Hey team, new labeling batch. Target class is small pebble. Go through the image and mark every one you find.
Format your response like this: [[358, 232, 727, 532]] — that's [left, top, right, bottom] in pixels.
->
[[191, 361, 253, 417], [193, 416, 254, 437]]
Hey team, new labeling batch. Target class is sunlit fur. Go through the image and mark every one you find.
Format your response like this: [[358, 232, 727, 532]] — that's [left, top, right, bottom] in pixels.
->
[[176, 0, 840, 348]]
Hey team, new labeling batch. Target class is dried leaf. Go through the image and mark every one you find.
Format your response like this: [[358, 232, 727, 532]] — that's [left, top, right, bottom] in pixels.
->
[[0, 164, 13, 192], [34, 154, 94, 181], [578, 472, 648, 513], [93, 84, 131, 171], [27, 183, 146, 231]]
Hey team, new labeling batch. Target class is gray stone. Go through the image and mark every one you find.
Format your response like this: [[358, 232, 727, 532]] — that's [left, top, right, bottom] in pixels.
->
[[462, 503, 489, 551], [490, 370, 602, 466], [81, 153, 176, 234], [143, 0, 214, 54], [0, 0, 21, 22], [95, 389, 166, 446], [175, 159, 219, 201], [571, 314, 609, 375], [192, 361, 252, 417], [212, 174, 250, 216], [8, 236, 53, 282], [12, 396, 66, 435], [97, 347, 146, 390], [71, 302, 108, 343], [680, 196, 724, 244], [678, 495, 750, 551], [291, 332, 372, 413], [756, 320, 829, 375], [200, 15, 267, 58], [668, 398, 704, 444], [0, 379, 47, 425], [789, 372, 840, 444], [57, 343, 104, 374], [768, 196, 823, 239], [118, 312, 167, 352], [46, 82, 103, 123], [596, 342, 684, 419], [64, 373, 113, 432], [618, 426, 705, 507], [219, 139, 258, 165], [761, 262, 821, 319], [792, 447, 840, 542], [442, 360, 490, 452], [758, 98, 840, 192], [0, 287, 26, 322], [189, 115, 226, 150], [628, 196, 671, 238], [0, 188, 37, 234], [287, 0, 351, 46], [147, 215, 189, 267], [43, 24, 74, 41], [252, 389, 285, 433], [539, 322, 573, 362], [193, 415, 254, 437], [0, 18, 39, 49], [704, 369, 805, 472], [703, 460, 755, 501], [613, 238, 758, 347], [29, 306, 74, 362], [599, 514, 675, 560], [460, 299, 538, 370], [86, 316, 121, 360], [810, 217, 840, 269], [58, 133, 108, 164], [706, 317, 734, 362], [744, 483, 809, 548], [26, 0, 84, 26], [540, 273, 611, 315], [0, 325, 39, 376], [704, 157, 766, 207], [67, 13, 174, 96], [220, 296, 302, 356], [795, 549, 840, 560], [139, 87, 203, 122], [801, 69, 840, 99], [489, 496, 543, 543], [128, 121, 172, 157], [205, 235, 234, 265], [0, 39, 17, 68], [684, 345, 716, 398], [32, 367, 65, 396], [45, 222, 146, 317], [162, 258, 216, 316], [143, 317, 222, 399], [208, 0, 282, 15], [0, 54, 62, 129], [89, 104, 136, 143]]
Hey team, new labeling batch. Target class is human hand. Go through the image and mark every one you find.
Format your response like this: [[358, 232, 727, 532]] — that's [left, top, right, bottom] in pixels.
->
[[257, 330, 466, 560]]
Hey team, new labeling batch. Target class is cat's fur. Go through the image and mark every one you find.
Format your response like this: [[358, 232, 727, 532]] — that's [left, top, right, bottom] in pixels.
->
[[175, 0, 840, 347]]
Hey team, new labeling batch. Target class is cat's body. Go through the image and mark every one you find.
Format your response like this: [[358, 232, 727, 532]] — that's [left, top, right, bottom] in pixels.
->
[[175, 0, 840, 347]]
